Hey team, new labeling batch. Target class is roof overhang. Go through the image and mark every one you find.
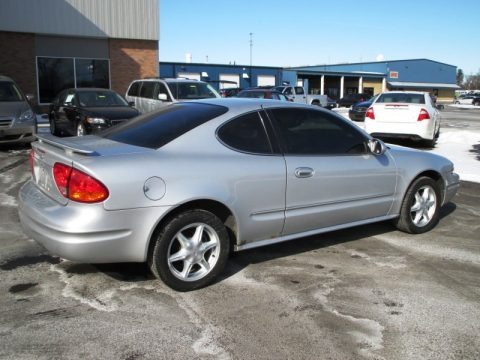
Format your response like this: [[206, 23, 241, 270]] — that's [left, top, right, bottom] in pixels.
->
[[388, 81, 461, 89]]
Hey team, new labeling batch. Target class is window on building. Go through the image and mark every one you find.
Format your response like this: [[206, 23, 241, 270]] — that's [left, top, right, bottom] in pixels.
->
[[36, 57, 110, 104], [75, 59, 109, 88]]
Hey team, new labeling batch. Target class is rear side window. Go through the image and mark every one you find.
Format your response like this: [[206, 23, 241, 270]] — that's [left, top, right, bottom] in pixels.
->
[[100, 103, 228, 149], [127, 82, 140, 96], [377, 93, 425, 104], [217, 111, 272, 154]]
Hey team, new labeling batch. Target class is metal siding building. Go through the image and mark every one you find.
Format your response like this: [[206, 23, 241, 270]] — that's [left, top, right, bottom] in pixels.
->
[[0, 0, 159, 107]]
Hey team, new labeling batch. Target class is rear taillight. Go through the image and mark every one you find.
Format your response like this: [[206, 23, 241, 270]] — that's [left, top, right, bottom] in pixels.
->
[[53, 163, 109, 203], [365, 107, 375, 120], [417, 108, 430, 121]]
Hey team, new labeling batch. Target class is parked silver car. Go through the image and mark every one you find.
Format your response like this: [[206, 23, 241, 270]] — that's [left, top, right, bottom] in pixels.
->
[[0, 75, 36, 144], [18, 99, 460, 291]]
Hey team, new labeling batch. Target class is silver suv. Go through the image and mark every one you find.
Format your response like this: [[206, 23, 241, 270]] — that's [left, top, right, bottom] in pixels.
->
[[0, 75, 36, 145], [125, 78, 220, 114]]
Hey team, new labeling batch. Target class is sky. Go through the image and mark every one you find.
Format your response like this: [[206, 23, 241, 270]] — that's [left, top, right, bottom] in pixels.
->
[[160, 0, 480, 75]]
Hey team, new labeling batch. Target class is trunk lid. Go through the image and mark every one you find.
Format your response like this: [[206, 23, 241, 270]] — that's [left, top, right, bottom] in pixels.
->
[[373, 103, 424, 123], [30, 134, 149, 205]]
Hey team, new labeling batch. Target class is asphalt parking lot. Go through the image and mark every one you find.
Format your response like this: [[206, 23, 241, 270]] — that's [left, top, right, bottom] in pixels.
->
[[1, 111, 479, 360]]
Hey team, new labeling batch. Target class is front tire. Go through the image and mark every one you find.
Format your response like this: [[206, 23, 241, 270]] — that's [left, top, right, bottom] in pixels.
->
[[148, 210, 230, 291], [394, 177, 441, 234]]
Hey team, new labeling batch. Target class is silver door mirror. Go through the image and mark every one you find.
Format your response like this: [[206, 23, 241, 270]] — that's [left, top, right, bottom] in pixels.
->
[[158, 93, 168, 101], [368, 138, 387, 155]]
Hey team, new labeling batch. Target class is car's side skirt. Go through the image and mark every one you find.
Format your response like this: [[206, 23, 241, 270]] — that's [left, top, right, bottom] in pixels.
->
[[234, 214, 399, 252]]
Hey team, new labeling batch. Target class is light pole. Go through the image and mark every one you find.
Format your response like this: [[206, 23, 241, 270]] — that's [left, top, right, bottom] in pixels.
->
[[249, 32, 253, 85]]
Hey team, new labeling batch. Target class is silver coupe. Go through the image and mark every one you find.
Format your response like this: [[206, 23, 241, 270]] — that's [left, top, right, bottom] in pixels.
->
[[18, 99, 460, 291]]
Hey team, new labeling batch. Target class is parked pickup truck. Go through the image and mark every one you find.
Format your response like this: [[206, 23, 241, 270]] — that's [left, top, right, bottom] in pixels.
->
[[273, 86, 328, 107]]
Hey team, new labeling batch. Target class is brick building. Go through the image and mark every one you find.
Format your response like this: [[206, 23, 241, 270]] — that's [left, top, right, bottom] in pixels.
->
[[0, 0, 159, 107]]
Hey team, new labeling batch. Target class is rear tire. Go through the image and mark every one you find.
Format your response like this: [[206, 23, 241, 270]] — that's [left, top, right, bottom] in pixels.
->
[[148, 209, 230, 291], [394, 177, 441, 234]]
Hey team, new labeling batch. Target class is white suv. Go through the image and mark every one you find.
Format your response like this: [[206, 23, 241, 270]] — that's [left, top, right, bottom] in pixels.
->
[[125, 78, 220, 114]]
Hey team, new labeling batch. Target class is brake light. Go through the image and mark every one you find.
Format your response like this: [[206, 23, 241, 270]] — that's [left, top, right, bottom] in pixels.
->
[[53, 163, 109, 203], [365, 107, 375, 119], [417, 108, 430, 121]]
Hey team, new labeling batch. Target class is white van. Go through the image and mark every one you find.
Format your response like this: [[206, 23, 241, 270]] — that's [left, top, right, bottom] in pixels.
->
[[125, 78, 220, 114]]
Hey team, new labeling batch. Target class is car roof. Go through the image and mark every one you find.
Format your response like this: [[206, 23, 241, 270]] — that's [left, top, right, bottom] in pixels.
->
[[66, 88, 118, 93], [381, 91, 427, 95], [189, 97, 316, 111]]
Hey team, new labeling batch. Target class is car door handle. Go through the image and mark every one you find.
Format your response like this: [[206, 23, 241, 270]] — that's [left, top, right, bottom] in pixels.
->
[[295, 167, 314, 178]]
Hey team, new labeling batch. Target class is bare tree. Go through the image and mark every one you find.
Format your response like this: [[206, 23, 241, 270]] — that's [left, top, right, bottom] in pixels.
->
[[464, 72, 480, 90], [456, 69, 464, 86]]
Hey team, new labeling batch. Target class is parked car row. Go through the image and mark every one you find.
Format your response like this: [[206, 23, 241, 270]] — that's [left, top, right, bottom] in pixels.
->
[[454, 93, 480, 106]]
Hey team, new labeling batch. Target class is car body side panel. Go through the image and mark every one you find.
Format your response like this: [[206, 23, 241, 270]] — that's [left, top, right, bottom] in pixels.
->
[[283, 153, 397, 235]]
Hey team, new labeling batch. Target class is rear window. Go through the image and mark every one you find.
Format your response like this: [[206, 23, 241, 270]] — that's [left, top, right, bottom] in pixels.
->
[[100, 102, 228, 149], [377, 93, 425, 104]]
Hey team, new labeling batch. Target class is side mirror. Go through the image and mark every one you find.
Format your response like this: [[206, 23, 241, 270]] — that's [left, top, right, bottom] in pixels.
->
[[436, 104, 444, 110], [368, 138, 387, 155], [158, 93, 168, 101], [25, 94, 35, 102], [128, 101, 135, 107]]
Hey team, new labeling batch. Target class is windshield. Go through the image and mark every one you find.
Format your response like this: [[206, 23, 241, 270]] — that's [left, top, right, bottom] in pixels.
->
[[166, 81, 220, 100], [0, 81, 24, 102], [77, 90, 128, 107]]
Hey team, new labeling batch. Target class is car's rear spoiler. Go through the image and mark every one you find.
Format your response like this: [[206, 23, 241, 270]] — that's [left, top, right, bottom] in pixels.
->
[[36, 134, 98, 156]]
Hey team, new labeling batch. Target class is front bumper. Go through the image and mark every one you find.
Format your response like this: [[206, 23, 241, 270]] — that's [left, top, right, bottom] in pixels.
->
[[443, 171, 460, 205], [0, 124, 36, 144], [18, 180, 170, 263]]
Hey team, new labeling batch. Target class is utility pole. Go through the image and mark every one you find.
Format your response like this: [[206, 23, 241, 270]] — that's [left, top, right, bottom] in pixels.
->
[[249, 32, 253, 85]]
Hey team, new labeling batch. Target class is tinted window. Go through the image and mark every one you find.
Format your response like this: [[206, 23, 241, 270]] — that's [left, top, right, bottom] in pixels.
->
[[101, 103, 228, 149], [140, 82, 157, 99], [128, 82, 140, 96], [37, 57, 75, 103], [270, 108, 367, 155], [217, 112, 272, 154]]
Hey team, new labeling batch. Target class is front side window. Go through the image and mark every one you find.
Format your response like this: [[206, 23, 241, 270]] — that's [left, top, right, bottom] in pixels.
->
[[295, 87, 305, 95], [270, 108, 367, 155], [217, 111, 272, 154], [139, 82, 157, 99]]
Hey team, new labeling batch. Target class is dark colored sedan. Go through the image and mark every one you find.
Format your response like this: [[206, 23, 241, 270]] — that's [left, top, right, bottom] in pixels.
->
[[348, 95, 378, 121], [49, 88, 139, 137], [337, 93, 372, 108], [236, 89, 289, 101]]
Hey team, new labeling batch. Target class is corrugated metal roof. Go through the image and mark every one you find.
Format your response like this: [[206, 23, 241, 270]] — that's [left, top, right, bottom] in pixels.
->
[[388, 81, 460, 89], [0, 0, 159, 40]]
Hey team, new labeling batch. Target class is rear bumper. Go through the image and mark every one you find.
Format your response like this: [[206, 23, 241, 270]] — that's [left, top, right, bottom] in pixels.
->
[[365, 119, 435, 141], [18, 180, 170, 263], [0, 124, 36, 144]]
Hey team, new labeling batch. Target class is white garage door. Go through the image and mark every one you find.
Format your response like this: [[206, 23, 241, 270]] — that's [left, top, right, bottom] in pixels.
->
[[257, 75, 275, 87], [219, 74, 240, 89], [177, 72, 201, 81]]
